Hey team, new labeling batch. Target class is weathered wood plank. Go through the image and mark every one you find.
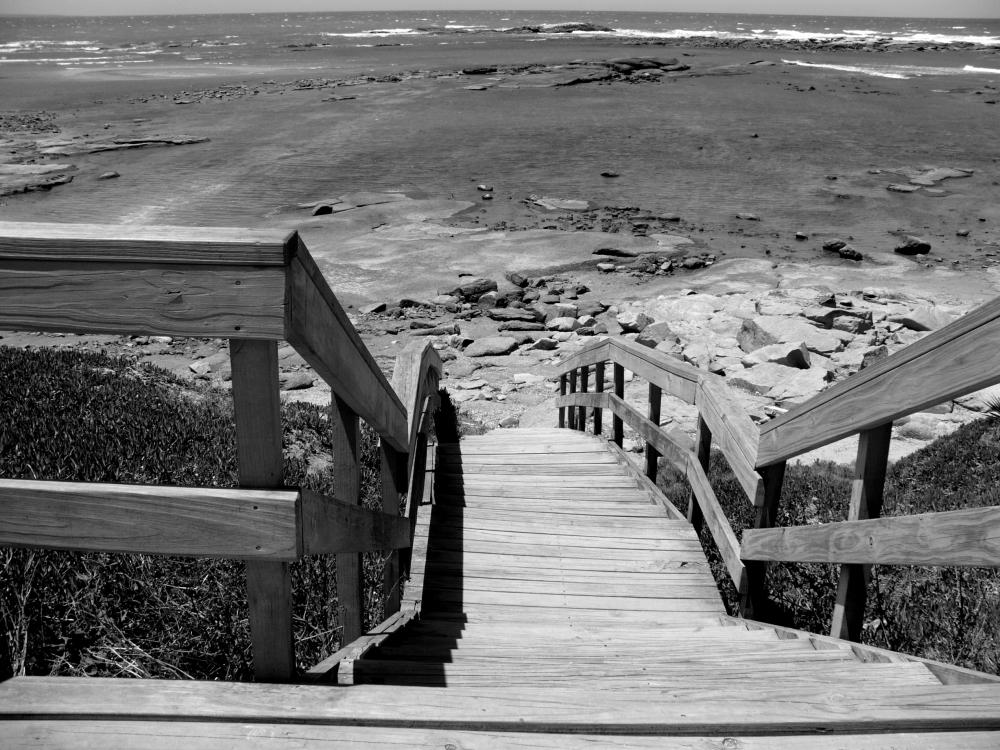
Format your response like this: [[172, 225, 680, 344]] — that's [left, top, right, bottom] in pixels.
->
[[230, 339, 295, 683], [607, 393, 693, 473], [0, 478, 298, 559], [0, 221, 291, 265], [738, 462, 786, 622], [556, 339, 611, 373], [607, 338, 701, 404], [284, 244, 407, 451], [645, 383, 662, 481], [741, 505, 1000, 568], [695, 377, 763, 505], [554, 392, 609, 410], [330, 395, 365, 649], [758, 295, 1000, 467], [685, 452, 748, 595], [300, 489, 410, 555], [0, 259, 286, 338], [613, 362, 625, 446], [4, 678, 1000, 734], [381, 443, 407, 616]]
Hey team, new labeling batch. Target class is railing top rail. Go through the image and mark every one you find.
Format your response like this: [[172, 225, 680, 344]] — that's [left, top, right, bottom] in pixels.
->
[[0, 221, 293, 266], [757, 294, 1000, 467]]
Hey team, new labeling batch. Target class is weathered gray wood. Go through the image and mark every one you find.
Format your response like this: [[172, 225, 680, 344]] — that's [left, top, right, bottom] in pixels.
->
[[577, 365, 590, 432], [593, 361, 605, 436], [0, 478, 298, 559], [695, 377, 763, 506], [555, 339, 612, 374], [613, 362, 625, 447], [558, 373, 567, 428], [738, 462, 786, 622], [381, 443, 407, 617], [606, 339, 700, 404], [230, 339, 295, 683], [758, 295, 1000, 467], [685, 452, 748, 595], [554, 392, 609, 410], [300, 490, 410, 555], [330, 395, 364, 648], [687, 416, 711, 534], [567, 368, 578, 430], [284, 244, 407, 452], [0, 221, 291, 265], [830, 423, 893, 642], [645, 383, 662, 482], [0, 259, 286, 339], [606, 394, 692, 473], [390, 339, 442, 473]]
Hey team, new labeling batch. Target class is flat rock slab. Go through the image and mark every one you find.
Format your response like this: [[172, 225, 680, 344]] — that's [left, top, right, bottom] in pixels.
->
[[465, 337, 519, 357]]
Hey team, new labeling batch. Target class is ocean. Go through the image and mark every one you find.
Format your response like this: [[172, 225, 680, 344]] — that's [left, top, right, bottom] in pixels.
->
[[1, 11, 999, 72]]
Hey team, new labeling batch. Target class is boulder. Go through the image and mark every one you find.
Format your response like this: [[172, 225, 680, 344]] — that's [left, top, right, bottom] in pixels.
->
[[578, 315, 597, 328], [498, 320, 546, 332], [654, 340, 685, 360], [838, 245, 863, 261], [477, 291, 499, 309], [97, 171, 120, 180], [360, 302, 387, 315], [594, 247, 638, 258], [410, 324, 460, 337], [737, 316, 844, 356], [682, 257, 707, 270], [683, 341, 713, 369], [616, 310, 652, 333], [729, 363, 800, 396], [498, 415, 520, 428], [281, 372, 314, 391], [737, 213, 760, 221], [431, 294, 459, 306], [464, 337, 519, 357], [547, 317, 582, 333], [861, 345, 889, 369], [528, 338, 559, 351], [576, 300, 609, 317], [899, 305, 954, 332], [766, 368, 833, 405], [513, 373, 546, 385], [446, 360, 480, 378], [802, 307, 873, 334], [740, 341, 811, 369], [955, 384, 1000, 413], [488, 307, 540, 322], [634, 321, 678, 349], [894, 236, 931, 255], [823, 239, 846, 252], [552, 302, 579, 319], [448, 277, 498, 301], [504, 271, 529, 287]]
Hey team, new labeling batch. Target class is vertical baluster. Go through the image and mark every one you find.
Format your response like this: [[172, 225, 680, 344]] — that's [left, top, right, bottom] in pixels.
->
[[593, 362, 605, 436], [381, 443, 406, 618], [645, 383, 662, 482], [578, 365, 590, 432], [830, 423, 893, 641], [739, 462, 786, 622], [612, 363, 624, 447], [688, 415, 711, 533], [558, 374, 567, 429], [331, 395, 364, 648], [568, 368, 578, 430], [230, 339, 295, 682]]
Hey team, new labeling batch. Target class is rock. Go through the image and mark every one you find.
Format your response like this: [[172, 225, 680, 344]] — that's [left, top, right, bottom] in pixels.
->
[[899, 305, 954, 331], [528, 338, 558, 351], [547, 317, 581, 333], [455, 378, 488, 390], [802, 307, 873, 334], [97, 171, 120, 180], [597, 263, 617, 272], [616, 310, 652, 333], [823, 239, 847, 252], [463, 66, 498, 75], [795, 232, 808, 241], [838, 244, 863, 261], [481, 194, 492, 200], [576, 300, 609, 317], [464, 337, 519, 357], [654, 340, 685, 360], [477, 291, 499, 309], [729, 363, 799, 395], [410, 324, 460, 337], [683, 341, 713, 369], [755, 298, 803, 317], [594, 247, 638, 258], [513, 373, 546, 385], [189, 361, 211, 376], [551, 302, 579, 319], [360, 302, 387, 315], [682, 257, 706, 270], [504, 271, 529, 287], [577, 315, 597, 328], [861, 345, 889, 369], [489, 307, 540, 322], [894, 236, 931, 255], [634, 321, 678, 349], [738, 316, 844, 356], [601, 171, 619, 177], [955, 384, 1000, 413], [477, 184, 493, 191], [431, 294, 459, 306], [448, 278, 498, 302], [498, 321, 546, 332], [447, 360, 480, 378], [957, 229, 970, 237], [281, 371, 314, 391], [886, 183, 921, 193], [535, 196, 589, 211], [766, 368, 833, 405], [741, 341, 811, 369], [737, 212, 760, 221], [498, 415, 520, 428]]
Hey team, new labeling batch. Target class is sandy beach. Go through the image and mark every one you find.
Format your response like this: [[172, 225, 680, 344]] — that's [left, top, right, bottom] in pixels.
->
[[3, 22, 1000, 462]]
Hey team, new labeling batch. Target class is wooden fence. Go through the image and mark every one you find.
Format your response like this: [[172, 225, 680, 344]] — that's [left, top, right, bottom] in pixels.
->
[[0, 222, 442, 682], [556, 297, 1000, 645]]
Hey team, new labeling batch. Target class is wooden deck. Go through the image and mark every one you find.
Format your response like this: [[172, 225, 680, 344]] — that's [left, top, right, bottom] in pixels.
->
[[4, 427, 1000, 748]]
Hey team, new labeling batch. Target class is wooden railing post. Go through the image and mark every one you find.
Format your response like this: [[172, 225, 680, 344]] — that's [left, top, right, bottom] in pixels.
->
[[830, 422, 893, 641], [558, 374, 567, 429], [645, 383, 662, 482], [593, 362, 605, 436], [688, 415, 711, 533], [578, 365, 590, 432], [230, 339, 295, 682], [613, 364, 625, 447], [568, 369, 578, 430], [331, 394, 365, 647], [381, 443, 407, 617], [739, 461, 786, 622]]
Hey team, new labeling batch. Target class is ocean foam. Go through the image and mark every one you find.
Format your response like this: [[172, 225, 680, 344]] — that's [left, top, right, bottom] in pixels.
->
[[964, 65, 1000, 74]]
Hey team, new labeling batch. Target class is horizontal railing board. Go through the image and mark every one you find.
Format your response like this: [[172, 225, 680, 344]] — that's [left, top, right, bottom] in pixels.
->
[[608, 339, 700, 404], [758, 295, 1000, 467], [695, 377, 764, 506], [0, 260, 287, 339], [606, 393, 693, 473], [300, 489, 412, 556], [554, 339, 611, 373], [0, 222, 292, 266], [4, 677, 1000, 734], [685, 455, 748, 595], [284, 247, 407, 452], [741, 506, 1000, 567], [0, 478, 300, 560], [554, 392, 609, 410]]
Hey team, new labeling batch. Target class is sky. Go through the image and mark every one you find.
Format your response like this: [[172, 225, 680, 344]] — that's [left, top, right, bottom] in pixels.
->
[[1, 0, 999, 18]]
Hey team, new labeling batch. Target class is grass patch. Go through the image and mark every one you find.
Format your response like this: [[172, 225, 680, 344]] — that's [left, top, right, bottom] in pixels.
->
[[659, 419, 1000, 676], [0, 345, 394, 680]]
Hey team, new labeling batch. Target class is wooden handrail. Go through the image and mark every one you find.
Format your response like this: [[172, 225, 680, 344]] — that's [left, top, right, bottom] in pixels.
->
[[0, 478, 410, 560], [757, 295, 1000, 468]]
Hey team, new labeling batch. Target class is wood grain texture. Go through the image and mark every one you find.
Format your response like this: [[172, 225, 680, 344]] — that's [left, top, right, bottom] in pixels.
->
[[0, 478, 298, 559], [284, 247, 407, 452], [758, 295, 1000, 467], [554, 392, 609, 410], [695, 377, 763, 506], [381, 443, 406, 616], [0, 221, 291, 265], [390, 340, 442, 466], [300, 489, 410, 556], [0, 259, 286, 338], [685, 453, 748, 595], [645, 383, 662, 481], [555, 339, 611, 373], [606, 339, 700, 404], [593, 361, 605, 436], [613, 362, 625, 447], [605, 441, 686, 521], [738, 462, 786, 622], [607, 393, 693, 473], [741, 505, 1000, 567], [230, 339, 295, 683], [577, 365, 590, 432], [688, 416, 711, 533], [330, 395, 365, 649]]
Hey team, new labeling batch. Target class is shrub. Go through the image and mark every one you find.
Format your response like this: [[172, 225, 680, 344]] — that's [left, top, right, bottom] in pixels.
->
[[0, 345, 391, 679]]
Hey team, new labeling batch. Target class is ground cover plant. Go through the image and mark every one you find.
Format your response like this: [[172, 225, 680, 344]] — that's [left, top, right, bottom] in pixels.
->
[[0, 345, 394, 680], [660, 421, 1000, 676]]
